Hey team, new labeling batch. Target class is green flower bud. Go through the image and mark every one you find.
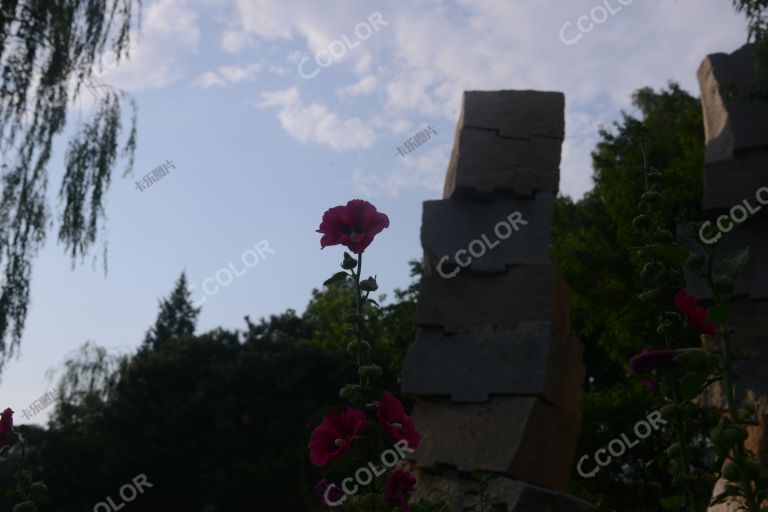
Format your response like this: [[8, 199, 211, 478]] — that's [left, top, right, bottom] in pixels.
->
[[647, 171, 663, 183], [641, 191, 663, 204], [632, 215, 651, 231], [16, 470, 32, 488], [638, 289, 660, 301], [28, 482, 48, 500], [346, 340, 371, 356], [358, 364, 382, 379], [12, 502, 36, 512], [360, 276, 378, 292], [640, 263, 655, 280], [339, 384, 363, 404], [653, 229, 674, 243], [342, 252, 357, 270]]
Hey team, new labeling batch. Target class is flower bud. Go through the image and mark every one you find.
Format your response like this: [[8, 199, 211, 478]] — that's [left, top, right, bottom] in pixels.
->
[[12, 502, 36, 512], [360, 276, 378, 292], [665, 443, 681, 457], [632, 215, 651, 231], [638, 289, 659, 301], [653, 229, 674, 243], [358, 364, 382, 379], [641, 191, 663, 204], [341, 252, 357, 270]]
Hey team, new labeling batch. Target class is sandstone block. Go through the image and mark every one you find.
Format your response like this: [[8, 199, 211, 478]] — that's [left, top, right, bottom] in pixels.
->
[[444, 130, 561, 198], [410, 397, 582, 490], [460, 90, 566, 140], [422, 192, 554, 276], [698, 43, 768, 164], [416, 266, 571, 333], [698, 352, 768, 416], [401, 322, 584, 410], [701, 298, 768, 358]]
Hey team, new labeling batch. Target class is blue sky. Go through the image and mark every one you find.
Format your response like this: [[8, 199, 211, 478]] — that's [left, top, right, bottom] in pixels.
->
[[1, 0, 749, 424]]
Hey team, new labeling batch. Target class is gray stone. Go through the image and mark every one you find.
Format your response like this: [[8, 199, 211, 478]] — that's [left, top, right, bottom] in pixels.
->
[[698, 352, 768, 416], [444, 130, 561, 198], [410, 470, 594, 512], [417, 266, 571, 333], [422, 192, 554, 276], [410, 397, 582, 491], [703, 150, 768, 210], [683, 211, 768, 300], [461, 90, 566, 140], [401, 322, 584, 409], [698, 43, 768, 164]]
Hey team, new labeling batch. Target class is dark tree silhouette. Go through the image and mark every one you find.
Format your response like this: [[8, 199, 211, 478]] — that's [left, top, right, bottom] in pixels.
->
[[144, 272, 201, 348]]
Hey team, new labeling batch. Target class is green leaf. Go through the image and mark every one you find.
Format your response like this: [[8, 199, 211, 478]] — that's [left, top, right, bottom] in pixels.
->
[[323, 271, 349, 286], [715, 247, 750, 282], [644, 244, 689, 266], [706, 304, 731, 324]]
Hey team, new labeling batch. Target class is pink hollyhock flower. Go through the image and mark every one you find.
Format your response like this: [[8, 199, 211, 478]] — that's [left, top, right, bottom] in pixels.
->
[[629, 348, 682, 375], [0, 408, 13, 449], [629, 349, 682, 392], [675, 289, 718, 335], [376, 392, 421, 450], [386, 469, 416, 511], [317, 200, 390, 254], [309, 407, 367, 467]]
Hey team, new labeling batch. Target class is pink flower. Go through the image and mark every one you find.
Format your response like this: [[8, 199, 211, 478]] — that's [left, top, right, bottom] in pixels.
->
[[675, 289, 718, 335], [376, 392, 421, 450], [0, 408, 13, 449], [309, 407, 367, 467], [317, 200, 390, 254], [629, 349, 682, 393], [386, 469, 416, 511]]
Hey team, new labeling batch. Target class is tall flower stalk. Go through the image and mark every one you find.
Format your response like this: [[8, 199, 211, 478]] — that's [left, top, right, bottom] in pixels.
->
[[631, 154, 768, 511]]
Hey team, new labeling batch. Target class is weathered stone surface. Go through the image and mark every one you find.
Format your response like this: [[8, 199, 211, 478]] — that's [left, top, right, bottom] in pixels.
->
[[443, 90, 565, 199], [417, 266, 571, 333], [684, 211, 768, 300], [410, 397, 582, 490], [444, 130, 561, 198], [702, 150, 768, 210], [410, 470, 594, 512], [460, 90, 566, 140], [401, 322, 584, 409], [701, 298, 768, 358], [698, 352, 768, 416], [698, 43, 768, 164], [422, 192, 554, 276]]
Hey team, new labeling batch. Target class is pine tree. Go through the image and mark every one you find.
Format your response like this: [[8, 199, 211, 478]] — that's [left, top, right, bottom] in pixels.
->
[[144, 273, 201, 348]]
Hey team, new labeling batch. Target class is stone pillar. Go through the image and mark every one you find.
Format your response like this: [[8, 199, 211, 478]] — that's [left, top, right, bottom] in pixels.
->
[[401, 90, 592, 511], [688, 44, 768, 512]]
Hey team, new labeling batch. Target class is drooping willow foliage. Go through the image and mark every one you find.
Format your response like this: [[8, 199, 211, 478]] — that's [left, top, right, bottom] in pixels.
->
[[0, 0, 140, 373]]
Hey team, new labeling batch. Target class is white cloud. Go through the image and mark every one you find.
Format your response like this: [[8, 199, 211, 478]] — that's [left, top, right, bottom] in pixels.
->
[[194, 63, 262, 88], [350, 144, 448, 198], [337, 75, 377, 97], [257, 87, 375, 151], [211, 0, 746, 197]]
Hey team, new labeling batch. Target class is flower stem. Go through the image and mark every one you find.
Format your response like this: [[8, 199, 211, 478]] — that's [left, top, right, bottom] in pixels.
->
[[354, 252, 364, 391]]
